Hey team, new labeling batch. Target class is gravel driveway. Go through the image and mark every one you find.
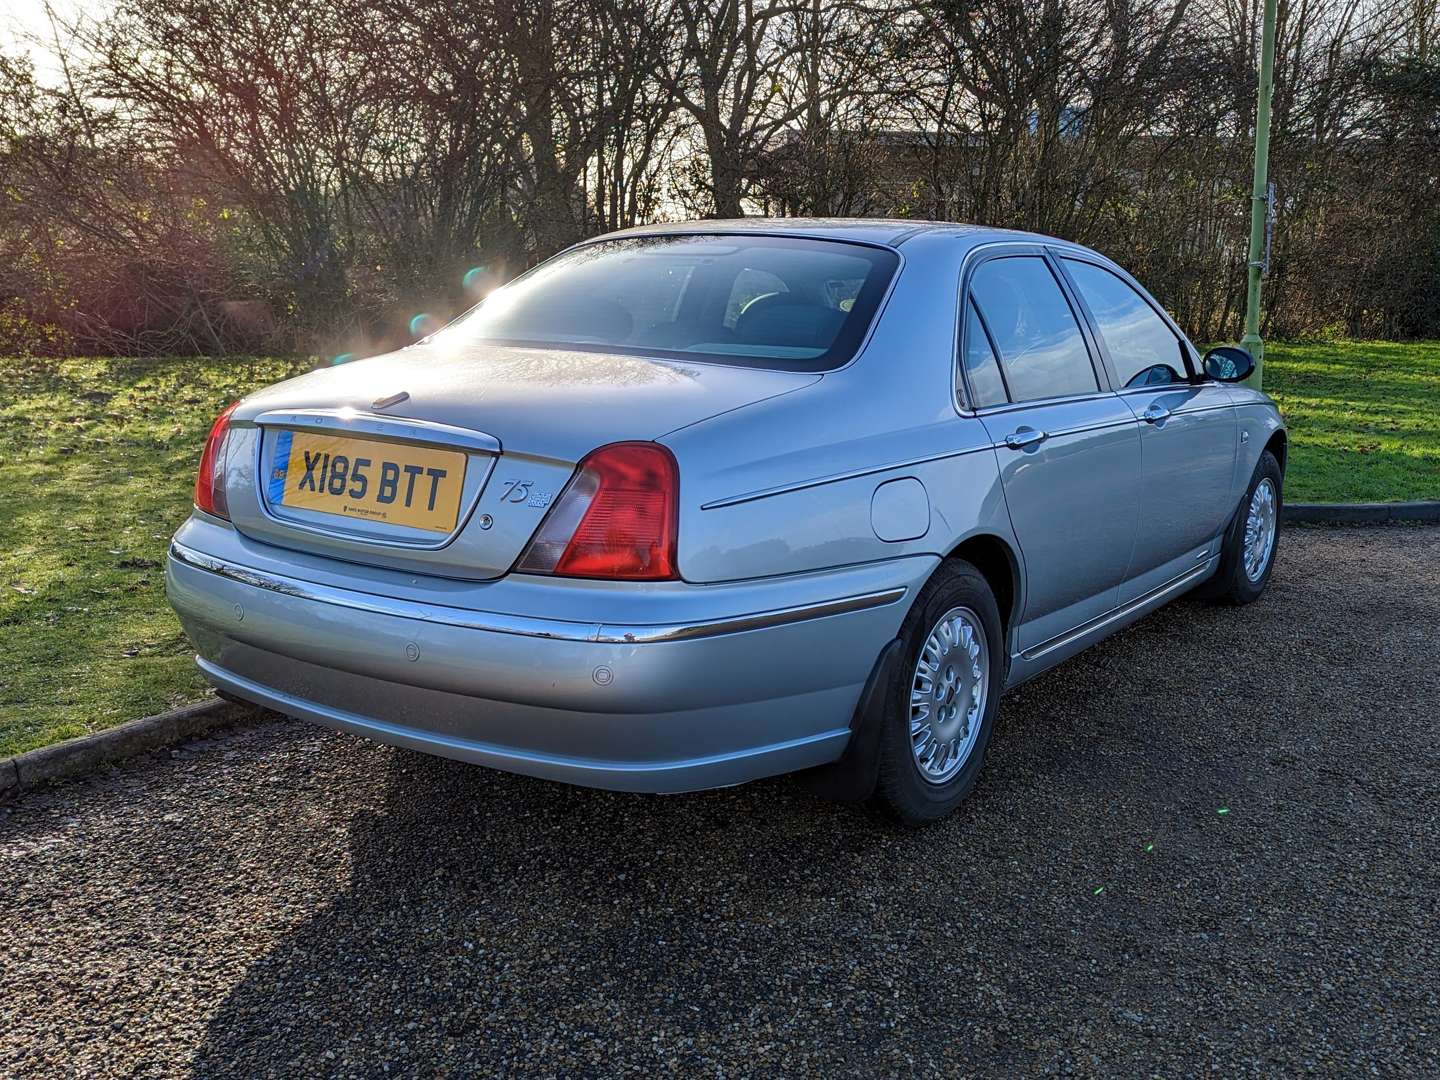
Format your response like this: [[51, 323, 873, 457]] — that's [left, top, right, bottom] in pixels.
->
[[2, 526, 1438, 1078]]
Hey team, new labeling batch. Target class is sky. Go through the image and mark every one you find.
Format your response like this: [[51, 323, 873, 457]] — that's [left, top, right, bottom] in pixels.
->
[[2, 0, 99, 85]]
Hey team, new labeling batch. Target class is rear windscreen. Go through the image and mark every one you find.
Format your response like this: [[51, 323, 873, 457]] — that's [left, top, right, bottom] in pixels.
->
[[434, 234, 900, 371]]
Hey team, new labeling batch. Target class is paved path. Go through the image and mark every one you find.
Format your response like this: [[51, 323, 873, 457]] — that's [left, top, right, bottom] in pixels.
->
[[3, 527, 1438, 1077]]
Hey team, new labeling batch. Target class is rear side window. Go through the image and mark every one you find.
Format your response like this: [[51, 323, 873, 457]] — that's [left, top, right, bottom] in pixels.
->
[[1063, 259, 1187, 387], [969, 256, 1098, 403], [962, 301, 1008, 408], [435, 235, 899, 372]]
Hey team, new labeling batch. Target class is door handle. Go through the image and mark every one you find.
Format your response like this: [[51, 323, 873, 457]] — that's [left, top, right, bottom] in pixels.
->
[[1003, 429, 1049, 450], [1142, 404, 1171, 424]]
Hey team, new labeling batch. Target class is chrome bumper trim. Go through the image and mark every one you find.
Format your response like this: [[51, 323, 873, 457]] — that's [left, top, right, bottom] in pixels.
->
[[169, 541, 906, 645]]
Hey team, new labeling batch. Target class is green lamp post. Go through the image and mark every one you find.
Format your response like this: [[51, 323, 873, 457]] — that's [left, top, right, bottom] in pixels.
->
[[1240, 0, 1278, 390]]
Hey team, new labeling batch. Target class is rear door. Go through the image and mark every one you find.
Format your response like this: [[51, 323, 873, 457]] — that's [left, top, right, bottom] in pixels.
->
[[1056, 255, 1237, 598], [964, 250, 1142, 653]]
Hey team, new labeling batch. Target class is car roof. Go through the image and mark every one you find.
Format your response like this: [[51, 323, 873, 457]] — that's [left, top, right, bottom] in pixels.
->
[[600, 217, 1077, 251]]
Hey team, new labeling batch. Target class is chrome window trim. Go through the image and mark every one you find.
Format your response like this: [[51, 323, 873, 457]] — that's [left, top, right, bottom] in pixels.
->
[[970, 388, 1125, 418], [169, 541, 905, 644], [1113, 385, 1193, 399], [952, 243, 1113, 415], [1113, 386, 1232, 410]]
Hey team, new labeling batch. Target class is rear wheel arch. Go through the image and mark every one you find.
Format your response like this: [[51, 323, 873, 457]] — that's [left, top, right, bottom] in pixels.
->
[[942, 533, 1020, 634], [874, 556, 1006, 824], [800, 534, 1020, 808]]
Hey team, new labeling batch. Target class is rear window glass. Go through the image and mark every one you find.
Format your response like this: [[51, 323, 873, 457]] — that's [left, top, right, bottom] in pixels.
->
[[434, 235, 900, 371], [724, 268, 788, 328]]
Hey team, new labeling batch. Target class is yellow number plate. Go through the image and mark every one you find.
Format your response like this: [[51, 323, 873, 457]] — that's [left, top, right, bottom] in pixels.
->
[[269, 430, 467, 533]]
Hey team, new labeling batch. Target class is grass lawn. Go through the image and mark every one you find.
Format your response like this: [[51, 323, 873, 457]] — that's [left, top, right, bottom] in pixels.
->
[[1263, 340, 1440, 503], [0, 356, 313, 757], [1, 343, 1436, 758]]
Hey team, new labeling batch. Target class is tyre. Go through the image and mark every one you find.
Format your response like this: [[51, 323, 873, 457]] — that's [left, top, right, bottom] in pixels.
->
[[874, 559, 1005, 826], [1202, 449, 1283, 605]]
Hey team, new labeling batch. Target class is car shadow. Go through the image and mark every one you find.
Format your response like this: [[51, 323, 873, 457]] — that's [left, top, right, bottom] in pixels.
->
[[186, 554, 1291, 1075], [186, 745, 914, 1075]]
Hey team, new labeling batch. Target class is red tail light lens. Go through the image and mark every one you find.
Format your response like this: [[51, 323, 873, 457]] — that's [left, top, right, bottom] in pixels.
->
[[194, 401, 240, 519], [517, 442, 678, 580]]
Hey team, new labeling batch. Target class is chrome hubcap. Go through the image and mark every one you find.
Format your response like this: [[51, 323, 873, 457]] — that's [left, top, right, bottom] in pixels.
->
[[909, 606, 988, 784], [1243, 478, 1278, 583]]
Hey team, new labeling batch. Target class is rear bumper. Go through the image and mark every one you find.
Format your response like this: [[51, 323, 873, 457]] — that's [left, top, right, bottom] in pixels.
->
[[166, 518, 932, 792]]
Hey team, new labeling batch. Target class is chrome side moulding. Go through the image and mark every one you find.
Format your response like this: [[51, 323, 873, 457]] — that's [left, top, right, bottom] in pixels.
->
[[609, 588, 907, 643], [701, 445, 991, 510], [169, 541, 906, 645], [1019, 557, 1215, 662]]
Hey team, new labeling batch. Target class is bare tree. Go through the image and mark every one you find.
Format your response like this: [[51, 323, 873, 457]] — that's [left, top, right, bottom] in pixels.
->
[[749, 0, 900, 216], [662, 0, 886, 216], [1, 0, 1433, 353]]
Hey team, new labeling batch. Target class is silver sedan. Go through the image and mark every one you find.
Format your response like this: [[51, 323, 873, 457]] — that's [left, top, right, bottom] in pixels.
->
[[167, 220, 1284, 824]]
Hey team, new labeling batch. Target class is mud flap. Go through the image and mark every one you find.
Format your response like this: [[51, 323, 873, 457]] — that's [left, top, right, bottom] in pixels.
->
[[795, 637, 904, 803]]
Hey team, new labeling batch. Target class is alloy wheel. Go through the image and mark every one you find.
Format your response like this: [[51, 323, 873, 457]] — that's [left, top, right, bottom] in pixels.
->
[[909, 606, 989, 784], [1243, 477, 1278, 583]]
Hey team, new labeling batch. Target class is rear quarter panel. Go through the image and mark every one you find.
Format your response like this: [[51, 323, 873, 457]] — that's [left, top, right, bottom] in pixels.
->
[[661, 231, 1019, 586]]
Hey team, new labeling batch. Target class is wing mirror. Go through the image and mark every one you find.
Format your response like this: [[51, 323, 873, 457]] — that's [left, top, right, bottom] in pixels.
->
[[1202, 346, 1255, 383]]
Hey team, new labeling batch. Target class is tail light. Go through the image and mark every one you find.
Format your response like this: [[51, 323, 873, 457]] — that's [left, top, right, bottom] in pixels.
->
[[194, 401, 240, 519], [517, 442, 678, 580]]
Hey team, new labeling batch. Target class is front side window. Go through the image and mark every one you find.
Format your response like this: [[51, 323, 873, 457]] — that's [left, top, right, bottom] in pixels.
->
[[1063, 259, 1186, 387], [969, 256, 1098, 403], [434, 235, 900, 372]]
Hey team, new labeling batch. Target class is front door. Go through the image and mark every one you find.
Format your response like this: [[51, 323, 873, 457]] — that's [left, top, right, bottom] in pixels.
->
[[1056, 256, 1238, 598], [963, 253, 1142, 654]]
